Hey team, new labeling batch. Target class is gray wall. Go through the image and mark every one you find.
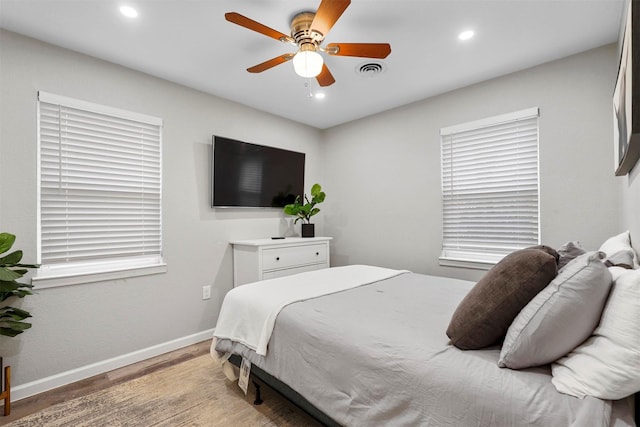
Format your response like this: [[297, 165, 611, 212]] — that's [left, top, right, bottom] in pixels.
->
[[321, 44, 622, 282], [0, 30, 323, 387]]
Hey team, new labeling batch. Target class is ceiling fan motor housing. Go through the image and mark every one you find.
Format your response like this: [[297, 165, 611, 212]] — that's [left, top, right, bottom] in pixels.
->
[[291, 12, 323, 52]]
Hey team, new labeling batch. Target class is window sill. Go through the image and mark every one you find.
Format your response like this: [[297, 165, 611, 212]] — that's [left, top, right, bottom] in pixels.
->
[[438, 257, 496, 271], [31, 262, 167, 289]]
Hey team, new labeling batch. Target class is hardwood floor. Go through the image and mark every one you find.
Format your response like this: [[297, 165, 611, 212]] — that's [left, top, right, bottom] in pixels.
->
[[0, 340, 211, 425]]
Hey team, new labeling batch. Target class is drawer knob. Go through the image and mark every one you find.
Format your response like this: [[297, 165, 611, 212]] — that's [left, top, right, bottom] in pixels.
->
[[316, 252, 319, 256], [276, 257, 280, 261]]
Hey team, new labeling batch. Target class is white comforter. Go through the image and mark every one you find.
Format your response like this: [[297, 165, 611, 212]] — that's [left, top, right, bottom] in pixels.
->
[[213, 265, 409, 356]]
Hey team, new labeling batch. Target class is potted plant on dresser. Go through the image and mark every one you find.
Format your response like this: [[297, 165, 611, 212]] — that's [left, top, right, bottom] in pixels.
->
[[0, 232, 38, 415], [283, 183, 326, 237]]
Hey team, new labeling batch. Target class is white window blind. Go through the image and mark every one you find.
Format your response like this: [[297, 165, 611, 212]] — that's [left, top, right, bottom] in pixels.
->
[[440, 107, 539, 266], [36, 92, 164, 285]]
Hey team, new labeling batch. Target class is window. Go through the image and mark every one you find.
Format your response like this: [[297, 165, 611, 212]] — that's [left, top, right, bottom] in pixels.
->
[[440, 107, 540, 269], [34, 92, 165, 288]]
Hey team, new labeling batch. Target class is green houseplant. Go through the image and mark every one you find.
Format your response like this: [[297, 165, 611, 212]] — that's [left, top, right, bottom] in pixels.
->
[[0, 233, 37, 338], [0, 232, 38, 415], [283, 183, 326, 237]]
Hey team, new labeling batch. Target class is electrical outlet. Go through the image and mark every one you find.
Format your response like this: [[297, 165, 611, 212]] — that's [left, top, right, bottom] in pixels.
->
[[202, 285, 211, 300]]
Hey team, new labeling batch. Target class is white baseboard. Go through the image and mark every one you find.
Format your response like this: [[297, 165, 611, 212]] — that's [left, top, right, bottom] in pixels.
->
[[10, 328, 215, 403]]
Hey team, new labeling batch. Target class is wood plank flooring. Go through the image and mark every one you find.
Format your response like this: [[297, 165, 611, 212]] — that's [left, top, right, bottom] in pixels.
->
[[0, 341, 211, 425], [0, 340, 319, 426]]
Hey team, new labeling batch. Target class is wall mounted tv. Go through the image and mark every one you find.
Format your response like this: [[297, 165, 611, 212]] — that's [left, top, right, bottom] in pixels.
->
[[212, 136, 305, 208]]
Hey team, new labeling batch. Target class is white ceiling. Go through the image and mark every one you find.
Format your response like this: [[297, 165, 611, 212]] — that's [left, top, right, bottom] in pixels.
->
[[0, 0, 625, 129]]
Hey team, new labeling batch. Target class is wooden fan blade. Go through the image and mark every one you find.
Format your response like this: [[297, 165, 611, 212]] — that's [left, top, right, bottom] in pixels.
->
[[310, 0, 351, 38], [316, 64, 336, 87], [326, 43, 391, 58], [225, 12, 293, 43], [247, 54, 294, 73]]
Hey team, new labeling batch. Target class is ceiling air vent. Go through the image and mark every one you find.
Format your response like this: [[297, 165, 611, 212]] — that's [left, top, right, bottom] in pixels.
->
[[356, 62, 385, 77]]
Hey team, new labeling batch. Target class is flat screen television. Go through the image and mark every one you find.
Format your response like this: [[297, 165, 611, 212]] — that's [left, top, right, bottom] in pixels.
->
[[212, 136, 305, 208]]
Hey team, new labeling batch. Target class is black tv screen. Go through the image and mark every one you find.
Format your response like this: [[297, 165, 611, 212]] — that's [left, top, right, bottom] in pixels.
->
[[212, 136, 305, 208]]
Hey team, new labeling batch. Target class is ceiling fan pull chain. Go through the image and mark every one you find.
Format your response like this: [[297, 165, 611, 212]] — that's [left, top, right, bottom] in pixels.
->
[[305, 80, 313, 98]]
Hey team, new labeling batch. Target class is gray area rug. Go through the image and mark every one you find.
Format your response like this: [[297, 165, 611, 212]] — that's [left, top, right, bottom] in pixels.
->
[[7, 355, 317, 426]]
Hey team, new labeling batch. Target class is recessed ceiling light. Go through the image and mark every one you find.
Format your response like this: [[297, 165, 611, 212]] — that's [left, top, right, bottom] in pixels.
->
[[458, 30, 474, 41], [119, 5, 138, 18], [314, 93, 326, 100]]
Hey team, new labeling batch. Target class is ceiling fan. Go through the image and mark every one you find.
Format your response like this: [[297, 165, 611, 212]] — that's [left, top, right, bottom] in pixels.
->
[[225, 0, 391, 87]]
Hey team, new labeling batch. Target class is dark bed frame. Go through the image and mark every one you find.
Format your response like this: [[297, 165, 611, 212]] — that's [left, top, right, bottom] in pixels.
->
[[228, 354, 340, 426], [230, 354, 639, 426]]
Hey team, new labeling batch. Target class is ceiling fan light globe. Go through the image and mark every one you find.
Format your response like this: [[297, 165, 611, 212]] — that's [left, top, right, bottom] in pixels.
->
[[293, 50, 323, 78]]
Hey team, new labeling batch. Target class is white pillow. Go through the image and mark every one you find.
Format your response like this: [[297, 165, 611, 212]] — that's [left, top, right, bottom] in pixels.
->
[[551, 268, 640, 400], [599, 230, 639, 269]]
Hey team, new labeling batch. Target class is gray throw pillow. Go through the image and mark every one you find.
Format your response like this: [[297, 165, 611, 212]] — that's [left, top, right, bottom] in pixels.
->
[[557, 241, 586, 271], [498, 251, 612, 369], [447, 247, 558, 350]]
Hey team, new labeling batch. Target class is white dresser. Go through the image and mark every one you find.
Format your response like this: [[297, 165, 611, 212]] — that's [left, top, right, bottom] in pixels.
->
[[230, 237, 332, 286]]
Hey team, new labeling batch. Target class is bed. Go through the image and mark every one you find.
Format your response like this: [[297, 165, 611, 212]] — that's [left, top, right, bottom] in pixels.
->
[[212, 249, 639, 426]]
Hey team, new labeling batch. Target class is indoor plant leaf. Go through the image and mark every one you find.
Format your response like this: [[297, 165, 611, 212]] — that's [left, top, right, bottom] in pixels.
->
[[0, 319, 32, 337], [0, 289, 34, 301], [0, 306, 32, 321], [0, 233, 15, 255], [0, 232, 38, 338], [0, 327, 24, 337], [15, 263, 39, 269], [0, 280, 33, 302], [0, 249, 23, 265], [0, 281, 20, 293], [2, 320, 32, 331], [0, 266, 22, 281], [0, 282, 20, 301]]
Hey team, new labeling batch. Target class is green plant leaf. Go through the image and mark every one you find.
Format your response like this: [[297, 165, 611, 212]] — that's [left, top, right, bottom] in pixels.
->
[[16, 263, 40, 269], [0, 233, 37, 339], [0, 306, 31, 322], [0, 250, 23, 265], [2, 288, 33, 300], [0, 327, 23, 337], [2, 320, 32, 330], [283, 205, 299, 216], [0, 281, 33, 302], [0, 289, 17, 302], [0, 281, 20, 292], [0, 233, 16, 255], [0, 266, 22, 281], [0, 306, 32, 321], [0, 319, 32, 337]]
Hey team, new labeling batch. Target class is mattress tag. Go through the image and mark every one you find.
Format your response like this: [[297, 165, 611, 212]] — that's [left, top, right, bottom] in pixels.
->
[[238, 357, 251, 395]]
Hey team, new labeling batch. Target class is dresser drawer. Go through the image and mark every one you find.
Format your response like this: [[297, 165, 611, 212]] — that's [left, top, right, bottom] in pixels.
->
[[262, 243, 328, 271], [262, 263, 326, 280]]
